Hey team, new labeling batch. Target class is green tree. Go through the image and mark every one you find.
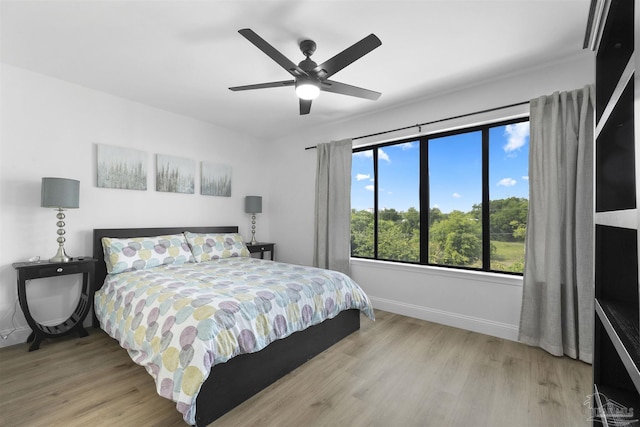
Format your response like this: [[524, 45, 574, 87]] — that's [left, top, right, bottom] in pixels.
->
[[470, 203, 482, 222], [351, 198, 526, 271], [378, 218, 419, 262], [489, 197, 528, 242], [511, 220, 527, 240], [400, 207, 420, 235], [351, 209, 374, 257], [429, 207, 445, 226], [429, 210, 482, 266], [379, 208, 402, 222]]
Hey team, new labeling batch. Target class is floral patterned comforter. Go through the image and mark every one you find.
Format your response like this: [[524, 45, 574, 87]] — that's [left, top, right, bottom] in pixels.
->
[[94, 257, 374, 425]]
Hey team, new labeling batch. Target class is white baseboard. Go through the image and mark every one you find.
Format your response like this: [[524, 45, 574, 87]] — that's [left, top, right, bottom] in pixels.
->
[[369, 296, 520, 342], [0, 315, 94, 349], [0, 326, 32, 348]]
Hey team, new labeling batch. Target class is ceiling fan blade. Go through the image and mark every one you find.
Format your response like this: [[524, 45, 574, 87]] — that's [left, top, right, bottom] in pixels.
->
[[238, 29, 308, 77], [316, 34, 381, 79], [229, 80, 295, 91], [321, 80, 381, 100], [300, 99, 312, 115]]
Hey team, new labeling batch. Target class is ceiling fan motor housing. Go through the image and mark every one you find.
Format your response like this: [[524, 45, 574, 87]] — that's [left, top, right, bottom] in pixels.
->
[[299, 39, 316, 57], [298, 57, 318, 73]]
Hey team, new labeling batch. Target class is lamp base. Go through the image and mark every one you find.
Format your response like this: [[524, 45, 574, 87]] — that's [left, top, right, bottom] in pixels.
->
[[49, 246, 71, 263], [250, 213, 257, 244]]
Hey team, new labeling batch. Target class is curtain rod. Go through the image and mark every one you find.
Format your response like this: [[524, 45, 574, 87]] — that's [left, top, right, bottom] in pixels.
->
[[304, 100, 530, 150]]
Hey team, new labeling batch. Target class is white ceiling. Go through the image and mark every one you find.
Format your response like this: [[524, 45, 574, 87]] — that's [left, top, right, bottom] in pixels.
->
[[1, 0, 592, 141]]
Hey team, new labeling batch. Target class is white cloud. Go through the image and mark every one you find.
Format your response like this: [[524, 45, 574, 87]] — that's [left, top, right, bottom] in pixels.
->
[[353, 151, 371, 159], [400, 142, 415, 150], [365, 185, 374, 192], [504, 122, 530, 153], [522, 175, 529, 181], [498, 177, 517, 187], [353, 148, 390, 162], [432, 204, 440, 209], [452, 193, 461, 198], [356, 173, 370, 181]]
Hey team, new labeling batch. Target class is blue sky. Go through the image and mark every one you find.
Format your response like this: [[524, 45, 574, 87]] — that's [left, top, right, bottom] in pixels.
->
[[352, 122, 530, 213]]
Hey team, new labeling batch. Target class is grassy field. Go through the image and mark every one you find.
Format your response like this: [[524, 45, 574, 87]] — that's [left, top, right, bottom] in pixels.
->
[[466, 240, 524, 272], [491, 240, 525, 273]]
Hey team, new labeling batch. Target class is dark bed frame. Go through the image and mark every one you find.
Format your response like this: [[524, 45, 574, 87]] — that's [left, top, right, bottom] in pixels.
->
[[92, 226, 360, 426]]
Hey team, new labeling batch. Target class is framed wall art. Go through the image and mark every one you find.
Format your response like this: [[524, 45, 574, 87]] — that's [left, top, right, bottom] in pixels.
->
[[201, 161, 232, 197], [97, 144, 148, 190], [156, 154, 195, 194]]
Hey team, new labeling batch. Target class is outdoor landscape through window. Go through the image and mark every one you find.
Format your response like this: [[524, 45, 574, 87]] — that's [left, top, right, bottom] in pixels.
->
[[351, 119, 530, 274]]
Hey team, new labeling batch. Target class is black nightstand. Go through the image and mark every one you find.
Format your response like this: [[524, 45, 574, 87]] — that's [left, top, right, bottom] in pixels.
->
[[12, 257, 97, 351], [246, 242, 275, 260]]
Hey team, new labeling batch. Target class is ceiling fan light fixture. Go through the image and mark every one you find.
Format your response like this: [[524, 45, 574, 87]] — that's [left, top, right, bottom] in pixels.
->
[[232, 29, 382, 114], [295, 80, 320, 100]]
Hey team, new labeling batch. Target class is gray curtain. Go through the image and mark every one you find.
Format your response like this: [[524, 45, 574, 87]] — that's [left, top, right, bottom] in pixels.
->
[[313, 139, 353, 275], [519, 85, 595, 363]]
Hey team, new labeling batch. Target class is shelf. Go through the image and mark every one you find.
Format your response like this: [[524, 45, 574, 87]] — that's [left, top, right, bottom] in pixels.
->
[[596, 299, 640, 392], [596, 0, 634, 121], [596, 54, 635, 137], [595, 225, 638, 303], [593, 383, 640, 426], [595, 209, 638, 228], [595, 78, 635, 212]]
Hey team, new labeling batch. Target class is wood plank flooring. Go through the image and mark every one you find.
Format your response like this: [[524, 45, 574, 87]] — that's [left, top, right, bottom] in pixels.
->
[[0, 310, 592, 426]]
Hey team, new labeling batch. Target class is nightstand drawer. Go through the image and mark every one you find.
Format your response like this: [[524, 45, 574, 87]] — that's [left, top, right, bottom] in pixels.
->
[[15, 259, 96, 280], [40, 264, 81, 276], [246, 242, 275, 260]]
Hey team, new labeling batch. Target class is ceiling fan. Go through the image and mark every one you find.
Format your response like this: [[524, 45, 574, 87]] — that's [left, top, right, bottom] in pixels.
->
[[229, 29, 382, 115]]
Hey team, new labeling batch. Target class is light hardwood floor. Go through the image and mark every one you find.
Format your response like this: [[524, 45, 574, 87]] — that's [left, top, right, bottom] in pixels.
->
[[0, 310, 592, 427]]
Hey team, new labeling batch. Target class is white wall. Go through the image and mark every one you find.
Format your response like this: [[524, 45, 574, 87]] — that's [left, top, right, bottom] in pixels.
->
[[0, 64, 270, 347], [0, 51, 596, 348], [268, 52, 595, 341]]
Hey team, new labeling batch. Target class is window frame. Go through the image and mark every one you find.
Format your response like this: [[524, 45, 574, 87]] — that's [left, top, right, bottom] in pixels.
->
[[351, 116, 530, 276]]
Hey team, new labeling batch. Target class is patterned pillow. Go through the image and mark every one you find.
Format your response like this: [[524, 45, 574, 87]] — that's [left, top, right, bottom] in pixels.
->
[[184, 232, 250, 262], [102, 234, 194, 274]]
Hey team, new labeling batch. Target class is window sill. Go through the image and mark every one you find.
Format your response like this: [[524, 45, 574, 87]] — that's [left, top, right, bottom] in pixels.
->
[[350, 257, 523, 287]]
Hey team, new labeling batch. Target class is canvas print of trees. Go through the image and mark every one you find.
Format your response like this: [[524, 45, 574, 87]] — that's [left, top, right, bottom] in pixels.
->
[[97, 144, 147, 190], [156, 154, 195, 194], [201, 161, 231, 197]]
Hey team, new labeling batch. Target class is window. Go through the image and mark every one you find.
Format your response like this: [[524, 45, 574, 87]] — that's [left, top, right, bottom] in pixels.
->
[[351, 117, 530, 274], [428, 131, 483, 268]]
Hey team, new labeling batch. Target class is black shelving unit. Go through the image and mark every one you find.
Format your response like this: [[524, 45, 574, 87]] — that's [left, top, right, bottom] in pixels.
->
[[589, 0, 640, 424]]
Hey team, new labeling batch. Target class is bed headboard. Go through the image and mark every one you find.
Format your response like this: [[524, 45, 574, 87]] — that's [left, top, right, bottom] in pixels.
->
[[92, 226, 239, 292]]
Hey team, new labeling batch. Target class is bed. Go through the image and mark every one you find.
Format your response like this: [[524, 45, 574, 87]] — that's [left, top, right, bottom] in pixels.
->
[[92, 226, 374, 426]]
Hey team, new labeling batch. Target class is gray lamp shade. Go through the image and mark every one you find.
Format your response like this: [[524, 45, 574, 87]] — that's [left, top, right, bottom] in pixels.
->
[[245, 196, 262, 213], [41, 177, 80, 209]]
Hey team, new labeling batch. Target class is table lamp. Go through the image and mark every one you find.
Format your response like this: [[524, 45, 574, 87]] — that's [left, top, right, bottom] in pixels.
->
[[244, 196, 262, 244], [41, 177, 80, 262]]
